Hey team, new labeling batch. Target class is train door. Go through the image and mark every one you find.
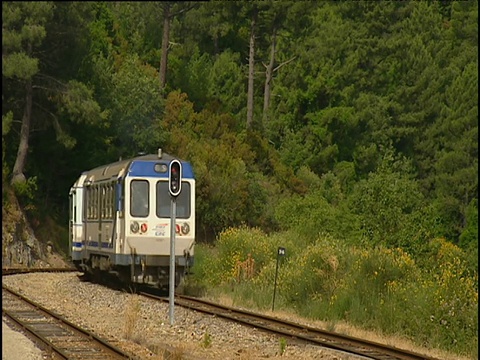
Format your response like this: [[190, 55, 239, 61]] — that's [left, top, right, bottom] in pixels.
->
[[115, 179, 125, 252], [69, 189, 74, 259], [69, 175, 86, 262]]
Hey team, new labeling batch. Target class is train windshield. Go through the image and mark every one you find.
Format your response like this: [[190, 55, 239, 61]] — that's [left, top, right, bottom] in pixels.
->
[[130, 180, 149, 217], [156, 181, 191, 219]]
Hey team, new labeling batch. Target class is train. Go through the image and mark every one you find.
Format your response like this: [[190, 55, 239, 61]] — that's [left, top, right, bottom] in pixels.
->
[[68, 149, 195, 288]]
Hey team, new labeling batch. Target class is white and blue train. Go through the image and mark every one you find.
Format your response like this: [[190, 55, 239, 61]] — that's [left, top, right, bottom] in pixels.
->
[[68, 149, 195, 288]]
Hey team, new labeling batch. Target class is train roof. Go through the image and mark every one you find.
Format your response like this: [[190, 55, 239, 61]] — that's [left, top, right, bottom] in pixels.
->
[[81, 152, 193, 183]]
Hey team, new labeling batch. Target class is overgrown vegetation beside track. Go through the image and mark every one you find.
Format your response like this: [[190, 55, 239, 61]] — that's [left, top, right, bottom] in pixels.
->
[[188, 226, 478, 359]]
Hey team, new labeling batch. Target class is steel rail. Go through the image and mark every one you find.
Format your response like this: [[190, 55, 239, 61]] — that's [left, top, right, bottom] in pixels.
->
[[2, 285, 136, 360], [2, 267, 78, 276], [140, 291, 441, 360]]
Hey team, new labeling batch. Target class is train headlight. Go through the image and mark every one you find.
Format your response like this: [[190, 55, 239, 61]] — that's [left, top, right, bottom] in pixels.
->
[[181, 223, 190, 235], [130, 221, 139, 233]]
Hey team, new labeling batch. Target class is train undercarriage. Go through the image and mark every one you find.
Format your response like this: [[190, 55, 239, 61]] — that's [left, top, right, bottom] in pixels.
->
[[74, 253, 189, 290]]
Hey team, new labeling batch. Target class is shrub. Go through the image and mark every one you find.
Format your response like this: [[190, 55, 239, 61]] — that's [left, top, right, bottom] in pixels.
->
[[279, 237, 341, 305], [190, 227, 478, 358], [12, 176, 38, 213], [204, 225, 275, 285]]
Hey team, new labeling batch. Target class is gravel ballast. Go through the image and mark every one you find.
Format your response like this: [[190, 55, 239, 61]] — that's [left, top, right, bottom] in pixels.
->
[[2, 272, 361, 359]]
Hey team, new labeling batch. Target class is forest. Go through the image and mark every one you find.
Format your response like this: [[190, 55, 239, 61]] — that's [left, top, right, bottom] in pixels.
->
[[2, 1, 478, 357], [3, 0, 477, 256]]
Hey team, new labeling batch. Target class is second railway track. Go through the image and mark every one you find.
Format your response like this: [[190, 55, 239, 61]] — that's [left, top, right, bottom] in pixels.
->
[[141, 292, 441, 360], [2, 284, 137, 360]]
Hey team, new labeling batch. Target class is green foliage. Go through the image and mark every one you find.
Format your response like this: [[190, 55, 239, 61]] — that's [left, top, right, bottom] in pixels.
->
[[279, 237, 342, 305], [382, 238, 478, 355], [49, 80, 109, 149], [105, 53, 166, 155], [161, 91, 283, 238], [208, 50, 246, 115], [3, 0, 476, 251], [2, 112, 13, 182], [169, 48, 213, 109], [278, 337, 287, 356], [59, 80, 107, 125], [12, 176, 37, 200], [198, 226, 274, 285], [2, 2, 54, 79], [2, 52, 39, 80], [274, 191, 353, 242], [192, 227, 478, 357], [1, 112, 13, 137], [12, 176, 38, 213], [349, 148, 427, 249], [274, 169, 360, 243], [336, 246, 419, 319], [201, 330, 212, 349], [459, 199, 478, 263]]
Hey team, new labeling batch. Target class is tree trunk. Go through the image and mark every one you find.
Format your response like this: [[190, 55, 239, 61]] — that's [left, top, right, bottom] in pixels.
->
[[11, 79, 33, 185], [263, 27, 277, 125], [159, 3, 171, 94], [246, 10, 257, 130]]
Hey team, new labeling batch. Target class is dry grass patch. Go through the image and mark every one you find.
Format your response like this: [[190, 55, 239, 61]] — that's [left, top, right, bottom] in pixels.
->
[[123, 294, 141, 340], [214, 300, 471, 360]]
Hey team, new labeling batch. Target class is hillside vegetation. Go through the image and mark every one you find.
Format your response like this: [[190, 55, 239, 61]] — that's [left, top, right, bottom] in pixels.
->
[[2, 1, 477, 358], [189, 227, 477, 358]]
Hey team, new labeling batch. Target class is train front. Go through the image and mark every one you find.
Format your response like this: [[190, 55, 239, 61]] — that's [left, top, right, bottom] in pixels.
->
[[122, 155, 195, 288]]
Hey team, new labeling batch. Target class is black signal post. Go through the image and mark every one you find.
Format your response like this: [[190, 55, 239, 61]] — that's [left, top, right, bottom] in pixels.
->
[[272, 247, 286, 311], [168, 159, 182, 325], [169, 160, 182, 197]]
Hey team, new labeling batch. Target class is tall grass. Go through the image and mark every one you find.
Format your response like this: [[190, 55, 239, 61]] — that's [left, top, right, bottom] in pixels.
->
[[124, 294, 141, 340], [191, 227, 478, 359]]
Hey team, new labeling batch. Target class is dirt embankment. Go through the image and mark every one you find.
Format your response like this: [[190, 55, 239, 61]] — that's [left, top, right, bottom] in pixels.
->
[[2, 187, 69, 268]]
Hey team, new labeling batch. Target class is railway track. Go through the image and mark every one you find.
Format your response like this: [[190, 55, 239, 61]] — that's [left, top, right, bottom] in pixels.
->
[[140, 291, 440, 360], [2, 284, 136, 360], [2, 268, 443, 360], [2, 267, 78, 276]]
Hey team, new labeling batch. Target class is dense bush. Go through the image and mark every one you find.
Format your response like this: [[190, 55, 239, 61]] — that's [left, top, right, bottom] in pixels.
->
[[191, 226, 478, 358]]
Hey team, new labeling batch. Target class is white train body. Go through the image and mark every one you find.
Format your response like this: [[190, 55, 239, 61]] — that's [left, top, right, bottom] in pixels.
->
[[68, 152, 195, 287]]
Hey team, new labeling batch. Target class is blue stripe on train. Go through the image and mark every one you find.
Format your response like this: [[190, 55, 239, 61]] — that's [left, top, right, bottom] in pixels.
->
[[128, 160, 195, 178]]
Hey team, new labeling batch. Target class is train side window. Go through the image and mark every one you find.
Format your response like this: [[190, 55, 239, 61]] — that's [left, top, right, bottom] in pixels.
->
[[94, 185, 98, 219], [101, 185, 106, 219], [176, 182, 191, 218], [130, 180, 149, 218], [86, 188, 90, 219], [104, 185, 107, 219], [104, 184, 108, 219], [110, 183, 115, 218], [97, 185, 101, 219], [92, 185, 97, 219], [97, 185, 100, 219], [110, 183, 114, 218], [99, 184, 103, 219], [156, 181, 190, 219], [91, 186, 95, 219], [91, 185, 94, 219], [88, 187, 93, 219], [108, 183, 112, 219]]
